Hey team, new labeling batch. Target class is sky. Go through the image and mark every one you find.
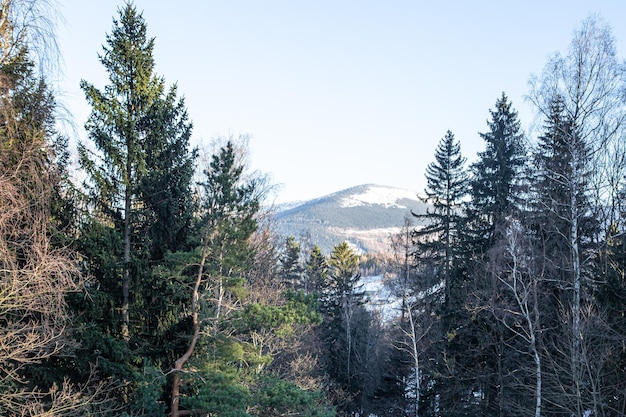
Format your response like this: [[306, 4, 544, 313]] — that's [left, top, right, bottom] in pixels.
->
[[55, 1, 626, 204]]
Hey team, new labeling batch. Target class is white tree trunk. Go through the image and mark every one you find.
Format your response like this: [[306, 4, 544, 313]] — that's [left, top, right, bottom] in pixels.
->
[[407, 305, 420, 417]]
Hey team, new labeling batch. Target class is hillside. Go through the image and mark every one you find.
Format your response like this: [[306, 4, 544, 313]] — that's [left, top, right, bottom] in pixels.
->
[[272, 184, 429, 254]]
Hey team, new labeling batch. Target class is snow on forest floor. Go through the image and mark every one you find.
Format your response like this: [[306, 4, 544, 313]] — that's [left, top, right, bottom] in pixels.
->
[[361, 275, 402, 320]]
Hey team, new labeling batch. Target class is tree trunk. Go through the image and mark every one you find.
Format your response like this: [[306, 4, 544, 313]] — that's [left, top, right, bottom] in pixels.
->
[[171, 243, 207, 417], [121, 182, 131, 341], [533, 343, 542, 417], [570, 159, 583, 416], [407, 305, 420, 417]]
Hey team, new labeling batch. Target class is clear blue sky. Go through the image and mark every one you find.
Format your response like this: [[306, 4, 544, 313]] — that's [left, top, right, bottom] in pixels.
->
[[56, 1, 626, 204]]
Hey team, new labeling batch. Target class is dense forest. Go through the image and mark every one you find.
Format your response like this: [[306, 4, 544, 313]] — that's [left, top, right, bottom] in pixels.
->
[[1, 1, 625, 416]]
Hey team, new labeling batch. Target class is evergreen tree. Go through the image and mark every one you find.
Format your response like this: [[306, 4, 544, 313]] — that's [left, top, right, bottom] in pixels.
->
[[530, 95, 598, 416], [413, 130, 469, 307], [279, 235, 304, 289], [138, 86, 197, 259], [172, 139, 262, 415], [469, 92, 527, 253], [531, 95, 596, 279], [528, 18, 626, 416], [421, 96, 527, 417], [79, 4, 157, 339], [78, 1, 196, 341], [172, 140, 334, 417], [322, 241, 369, 415], [304, 244, 328, 294], [75, 4, 196, 413], [199, 139, 260, 311]]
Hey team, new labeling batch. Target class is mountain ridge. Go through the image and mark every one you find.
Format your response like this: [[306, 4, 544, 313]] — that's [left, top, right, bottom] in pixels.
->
[[272, 184, 429, 254]]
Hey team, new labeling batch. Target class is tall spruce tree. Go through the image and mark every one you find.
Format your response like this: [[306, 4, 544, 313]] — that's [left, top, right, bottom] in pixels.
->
[[530, 95, 598, 417], [409, 131, 472, 416], [75, 5, 196, 413], [413, 130, 468, 307], [528, 17, 626, 416], [423, 95, 527, 416], [531, 95, 595, 275], [469, 92, 527, 253], [78, 4, 196, 344]]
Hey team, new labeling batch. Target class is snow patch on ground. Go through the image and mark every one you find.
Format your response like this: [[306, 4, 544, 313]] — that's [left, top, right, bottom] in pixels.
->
[[328, 226, 402, 254], [361, 275, 403, 320], [340, 185, 419, 208]]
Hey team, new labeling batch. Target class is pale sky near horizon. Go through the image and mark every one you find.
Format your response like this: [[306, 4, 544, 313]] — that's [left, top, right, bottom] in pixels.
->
[[56, 1, 626, 204]]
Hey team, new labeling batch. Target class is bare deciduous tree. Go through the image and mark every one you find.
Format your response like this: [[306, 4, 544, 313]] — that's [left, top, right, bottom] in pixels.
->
[[528, 15, 626, 416], [488, 220, 542, 417]]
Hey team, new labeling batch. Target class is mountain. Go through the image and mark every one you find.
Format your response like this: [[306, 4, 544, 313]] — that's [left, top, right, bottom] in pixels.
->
[[272, 184, 429, 254]]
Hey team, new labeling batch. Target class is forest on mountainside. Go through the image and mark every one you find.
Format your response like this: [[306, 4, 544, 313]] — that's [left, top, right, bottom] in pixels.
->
[[1, 1, 625, 416]]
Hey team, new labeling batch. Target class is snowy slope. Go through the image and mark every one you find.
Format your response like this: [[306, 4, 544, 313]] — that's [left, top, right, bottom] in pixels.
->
[[339, 184, 422, 209], [272, 184, 430, 254]]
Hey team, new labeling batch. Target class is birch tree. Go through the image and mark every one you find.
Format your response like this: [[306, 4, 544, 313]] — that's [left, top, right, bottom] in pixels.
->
[[488, 220, 543, 417], [528, 16, 624, 415]]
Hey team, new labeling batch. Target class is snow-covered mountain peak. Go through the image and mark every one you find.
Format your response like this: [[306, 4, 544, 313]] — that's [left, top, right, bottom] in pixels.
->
[[272, 184, 429, 254], [339, 184, 419, 209]]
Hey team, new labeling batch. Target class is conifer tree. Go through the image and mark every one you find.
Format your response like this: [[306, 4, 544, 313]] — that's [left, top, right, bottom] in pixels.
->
[[172, 138, 262, 416], [531, 95, 596, 270], [172, 139, 332, 417], [413, 130, 468, 306], [528, 17, 626, 416], [322, 241, 369, 414], [199, 139, 260, 317], [138, 86, 197, 259], [469, 92, 527, 253], [78, 4, 196, 344], [279, 235, 304, 289], [530, 95, 598, 416], [304, 244, 328, 294], [75, 5, 197, 413], [425, 96, 526, 416]]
